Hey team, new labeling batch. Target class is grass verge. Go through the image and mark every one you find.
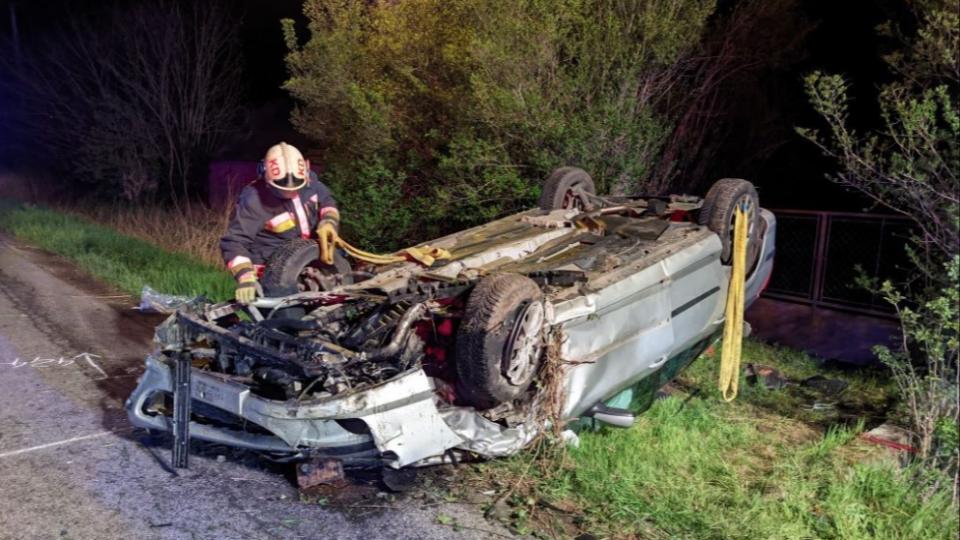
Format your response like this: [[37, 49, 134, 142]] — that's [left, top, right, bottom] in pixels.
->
[[0, 200, 233, 300], [469, 340, 957, 539], [69, 201, 232, 267]]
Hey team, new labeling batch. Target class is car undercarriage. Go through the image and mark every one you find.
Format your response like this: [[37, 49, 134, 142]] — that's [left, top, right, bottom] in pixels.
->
[[127, 169, 776, 475]]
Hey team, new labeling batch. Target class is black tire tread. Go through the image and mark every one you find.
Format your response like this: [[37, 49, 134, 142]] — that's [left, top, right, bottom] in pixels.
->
[[698, 178, 760, 267], [261, 238, 351, 296], [538, 167, 596, 211], [455, 273, 543, 409]]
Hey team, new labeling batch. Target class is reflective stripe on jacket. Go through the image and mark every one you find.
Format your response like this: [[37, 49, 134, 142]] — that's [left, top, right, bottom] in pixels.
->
[[220, 174, 337, 268]]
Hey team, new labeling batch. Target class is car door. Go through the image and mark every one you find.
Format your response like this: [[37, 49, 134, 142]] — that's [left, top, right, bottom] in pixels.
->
[[554, 259, 676, 418]]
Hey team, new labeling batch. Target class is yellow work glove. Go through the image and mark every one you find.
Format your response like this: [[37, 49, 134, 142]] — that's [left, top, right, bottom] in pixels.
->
[[230, 261, 258, 304], [235, 274, 257, 304], [316, 220, 339, 266]]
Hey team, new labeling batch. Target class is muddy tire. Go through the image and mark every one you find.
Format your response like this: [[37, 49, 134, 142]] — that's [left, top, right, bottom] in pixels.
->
[[455, 273, 545, 410], [699, 178, 760, 269], [261, 238, 352, 297], [538, 167, 596, 211]]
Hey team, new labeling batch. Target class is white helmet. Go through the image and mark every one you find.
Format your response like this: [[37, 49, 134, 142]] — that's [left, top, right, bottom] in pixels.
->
[[261, 142, 308, 192]]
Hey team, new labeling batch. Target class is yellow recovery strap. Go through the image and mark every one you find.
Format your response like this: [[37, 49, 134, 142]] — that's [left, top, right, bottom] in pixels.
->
[[323, 234, 452, 268], [718, 203, 749, 402], [339, 239, 451, 267]]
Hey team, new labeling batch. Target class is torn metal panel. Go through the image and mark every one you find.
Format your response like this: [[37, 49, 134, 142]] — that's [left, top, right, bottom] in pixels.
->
[[126, 356, 305, 453], [129, 356, 372, 450], [441, 408, 541, 458], [360, 394, 463, 467]]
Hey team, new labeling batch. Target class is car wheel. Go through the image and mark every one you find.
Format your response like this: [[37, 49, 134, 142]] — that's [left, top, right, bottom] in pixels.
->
[[261, 238, 353, 297], [455, 273, 546, 410], [699, 178, 761, 269], [538, 167, 596, 211]]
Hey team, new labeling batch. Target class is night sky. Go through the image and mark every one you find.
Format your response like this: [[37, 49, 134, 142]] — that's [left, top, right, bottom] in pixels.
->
[[753, 0, 902, 211], [1, 0, 902, 211], [1, 0, 304, 102]]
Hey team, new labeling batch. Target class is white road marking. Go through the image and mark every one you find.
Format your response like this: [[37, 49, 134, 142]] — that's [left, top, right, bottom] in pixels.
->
[[80, 352, 109, 379], [0, 430, 125, 459]]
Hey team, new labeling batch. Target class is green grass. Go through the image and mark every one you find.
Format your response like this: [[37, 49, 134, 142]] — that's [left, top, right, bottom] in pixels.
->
[[478, 340, 956, 539], [0, 201, 233, 300], [682, 339, 897, 427]]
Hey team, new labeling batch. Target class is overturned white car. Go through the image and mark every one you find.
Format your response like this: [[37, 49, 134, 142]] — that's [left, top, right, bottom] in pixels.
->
[[126, 169, 775, 475]]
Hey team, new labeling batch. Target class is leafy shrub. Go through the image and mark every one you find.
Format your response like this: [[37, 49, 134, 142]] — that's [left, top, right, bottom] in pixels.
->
[[800, 0, 958, 264], [283, 0, 714, 248], [325, 158, 413, 252], [873, 258, 959, 503], [801, 0, 959, 504]]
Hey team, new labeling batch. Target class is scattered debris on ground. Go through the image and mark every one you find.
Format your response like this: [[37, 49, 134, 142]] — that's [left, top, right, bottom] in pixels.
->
[[861, 423, 917, 455]]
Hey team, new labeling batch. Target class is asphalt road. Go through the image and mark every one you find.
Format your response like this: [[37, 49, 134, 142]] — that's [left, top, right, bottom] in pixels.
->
[[0, 236, 510, 540]]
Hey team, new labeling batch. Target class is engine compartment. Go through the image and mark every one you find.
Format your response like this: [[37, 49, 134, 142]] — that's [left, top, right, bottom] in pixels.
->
[[158, 297, 442, 401]]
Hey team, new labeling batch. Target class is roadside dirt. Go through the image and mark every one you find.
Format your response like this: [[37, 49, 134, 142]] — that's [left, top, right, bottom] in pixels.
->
[[0, 235, 513, 540]]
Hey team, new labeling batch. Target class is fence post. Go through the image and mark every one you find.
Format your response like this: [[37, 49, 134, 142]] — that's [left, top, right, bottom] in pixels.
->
[[810, 213, 830, 307]]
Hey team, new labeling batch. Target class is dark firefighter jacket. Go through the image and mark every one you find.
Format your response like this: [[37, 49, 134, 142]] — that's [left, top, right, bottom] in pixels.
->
[[220, 173, 338, 270]]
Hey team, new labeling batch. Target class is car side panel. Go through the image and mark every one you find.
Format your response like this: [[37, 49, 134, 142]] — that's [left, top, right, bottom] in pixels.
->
[[663, 241, 728, 361], [557, 234, 723, 418], [558, 210, 777, 419]]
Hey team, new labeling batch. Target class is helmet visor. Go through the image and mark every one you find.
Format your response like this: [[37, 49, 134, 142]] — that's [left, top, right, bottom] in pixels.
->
[[268, 172, 307, 191]]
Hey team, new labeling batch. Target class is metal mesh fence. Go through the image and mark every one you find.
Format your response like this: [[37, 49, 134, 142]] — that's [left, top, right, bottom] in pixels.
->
[[766, 214, 817, 297], [764, 210, 912, 315]]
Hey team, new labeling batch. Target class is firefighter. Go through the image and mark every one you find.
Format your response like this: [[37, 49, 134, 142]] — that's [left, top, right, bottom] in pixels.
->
[[220, 142, 340, 304]]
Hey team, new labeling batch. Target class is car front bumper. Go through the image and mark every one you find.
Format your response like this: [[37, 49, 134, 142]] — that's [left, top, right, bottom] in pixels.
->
[[125, 354, 465, 467]]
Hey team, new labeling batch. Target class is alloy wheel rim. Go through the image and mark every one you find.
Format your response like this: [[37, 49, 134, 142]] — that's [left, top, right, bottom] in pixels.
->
[[503, 301, 545, 386]]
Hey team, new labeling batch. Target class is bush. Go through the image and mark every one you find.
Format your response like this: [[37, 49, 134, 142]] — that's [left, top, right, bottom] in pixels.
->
[[799, 0, 958, 264], [328, 157, 414, 251], [801, 0, 959, 504], [283, 0, 715, 248], [874, 257, 959, 503]]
